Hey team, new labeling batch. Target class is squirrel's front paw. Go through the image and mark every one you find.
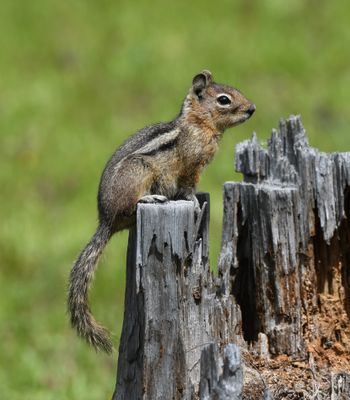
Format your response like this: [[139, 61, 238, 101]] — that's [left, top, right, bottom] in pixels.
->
[[138, 195, 168, 204]]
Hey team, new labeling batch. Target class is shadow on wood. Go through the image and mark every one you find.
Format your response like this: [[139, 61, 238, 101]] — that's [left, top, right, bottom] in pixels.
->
[[113, 116, 350, 399]]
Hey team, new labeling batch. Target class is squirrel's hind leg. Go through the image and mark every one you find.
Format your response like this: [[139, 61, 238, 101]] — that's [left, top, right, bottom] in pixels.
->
[[103, 157, 158, 229]]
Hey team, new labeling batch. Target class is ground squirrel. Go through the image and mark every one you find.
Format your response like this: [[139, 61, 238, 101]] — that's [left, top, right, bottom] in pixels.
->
[[68, 70, 255, 353]]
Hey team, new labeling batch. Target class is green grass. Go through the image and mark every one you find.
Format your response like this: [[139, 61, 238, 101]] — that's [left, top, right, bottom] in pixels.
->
[[1, 1, 350, 398]]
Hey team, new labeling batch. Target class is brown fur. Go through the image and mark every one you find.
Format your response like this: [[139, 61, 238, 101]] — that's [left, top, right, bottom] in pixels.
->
[[68, 70, 255, 353]]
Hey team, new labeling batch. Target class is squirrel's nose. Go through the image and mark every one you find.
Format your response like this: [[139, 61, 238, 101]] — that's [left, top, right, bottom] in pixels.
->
[[246, 104, 256, 116]]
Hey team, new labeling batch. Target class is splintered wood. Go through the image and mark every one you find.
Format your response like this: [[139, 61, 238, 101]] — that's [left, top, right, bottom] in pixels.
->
[[113, 116, 350, 399]]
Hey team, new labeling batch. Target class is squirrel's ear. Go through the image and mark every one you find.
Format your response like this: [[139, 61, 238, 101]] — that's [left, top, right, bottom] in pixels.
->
[[192, 70, 213, 96]]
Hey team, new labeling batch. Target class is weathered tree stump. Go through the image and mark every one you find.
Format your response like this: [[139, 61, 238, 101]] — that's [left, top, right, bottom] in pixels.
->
[[113, 116, 350, 399]]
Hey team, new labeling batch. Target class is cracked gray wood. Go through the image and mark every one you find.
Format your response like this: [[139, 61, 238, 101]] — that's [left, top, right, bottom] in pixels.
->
[[219, 116, 350, 360], [113, 194, 215, 400], [331, 372, 350, 400], [199, 343, 243, 400]]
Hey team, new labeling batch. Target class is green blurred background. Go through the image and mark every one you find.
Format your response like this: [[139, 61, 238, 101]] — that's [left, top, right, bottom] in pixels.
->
[[0, 0, 349, 398]]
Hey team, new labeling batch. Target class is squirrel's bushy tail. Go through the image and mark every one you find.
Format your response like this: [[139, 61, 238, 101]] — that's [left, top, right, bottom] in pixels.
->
[[68, 223, 113, 354]]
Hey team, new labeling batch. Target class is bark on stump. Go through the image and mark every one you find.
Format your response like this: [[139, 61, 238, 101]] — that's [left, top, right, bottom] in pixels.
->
[[113, 116, 350, 399]]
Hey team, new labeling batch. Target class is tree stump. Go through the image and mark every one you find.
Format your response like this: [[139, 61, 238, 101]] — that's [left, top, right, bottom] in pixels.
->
[[113, 116, 350, 399]]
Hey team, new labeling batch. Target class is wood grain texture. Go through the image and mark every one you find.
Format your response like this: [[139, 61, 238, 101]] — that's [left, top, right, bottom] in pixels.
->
[[113, 195, 212, 399]]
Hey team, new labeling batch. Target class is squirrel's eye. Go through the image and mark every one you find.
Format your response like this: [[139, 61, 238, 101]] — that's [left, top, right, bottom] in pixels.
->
[[217, 95, 231, 106]]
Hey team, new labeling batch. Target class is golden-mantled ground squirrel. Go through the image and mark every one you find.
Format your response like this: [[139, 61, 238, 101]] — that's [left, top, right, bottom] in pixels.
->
[[68, 70, 255, 353]]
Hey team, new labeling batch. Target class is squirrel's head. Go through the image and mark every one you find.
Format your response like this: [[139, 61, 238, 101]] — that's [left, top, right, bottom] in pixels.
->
[[183, 70, 255, 132]]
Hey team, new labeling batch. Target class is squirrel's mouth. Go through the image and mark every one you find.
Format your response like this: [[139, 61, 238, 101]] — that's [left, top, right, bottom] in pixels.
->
[[228, 105, 256, 128], [245, 104, 256, 118], [231, 117, 249, 127], [240, 104, 256, 122], [234, 104, 256, 124]]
